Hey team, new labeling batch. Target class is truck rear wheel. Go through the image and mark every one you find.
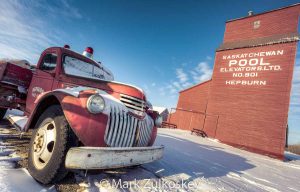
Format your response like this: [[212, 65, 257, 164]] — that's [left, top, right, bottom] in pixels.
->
[[28, 105, 77, 184], [0, 108, 7, 120]]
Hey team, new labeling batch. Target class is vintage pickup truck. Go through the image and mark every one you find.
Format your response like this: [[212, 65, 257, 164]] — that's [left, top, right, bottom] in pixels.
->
[[0, 46, 164, 184]]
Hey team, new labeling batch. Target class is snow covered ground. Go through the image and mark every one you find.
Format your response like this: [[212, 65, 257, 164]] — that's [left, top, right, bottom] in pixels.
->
[[77, 128, 300, 192], [0, 112, 55, 192], [0, 110, 300, 192]]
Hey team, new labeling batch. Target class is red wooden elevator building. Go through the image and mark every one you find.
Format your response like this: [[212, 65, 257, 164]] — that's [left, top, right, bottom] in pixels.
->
[[168, 4, 300, 159]]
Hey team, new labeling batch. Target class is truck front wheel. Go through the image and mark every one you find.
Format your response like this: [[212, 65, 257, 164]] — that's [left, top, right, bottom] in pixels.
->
[[28, 105, 77, 184]]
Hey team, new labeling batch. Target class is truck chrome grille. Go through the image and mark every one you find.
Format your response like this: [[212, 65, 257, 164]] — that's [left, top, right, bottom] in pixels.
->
[[104, 107, 154, 147], [120, 94, 145, 116]]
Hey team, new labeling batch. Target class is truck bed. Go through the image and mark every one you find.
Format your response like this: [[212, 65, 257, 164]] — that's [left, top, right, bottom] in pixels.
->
[[0, 61, 33, 88], [0, 61, 33, 109]]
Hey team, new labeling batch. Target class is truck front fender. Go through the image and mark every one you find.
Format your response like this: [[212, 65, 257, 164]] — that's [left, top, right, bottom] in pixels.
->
[[25, 89, 108, 147]]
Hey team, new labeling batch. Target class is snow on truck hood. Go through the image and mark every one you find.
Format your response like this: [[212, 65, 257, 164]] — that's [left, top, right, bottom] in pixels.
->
[[111, 81, 145, 95]]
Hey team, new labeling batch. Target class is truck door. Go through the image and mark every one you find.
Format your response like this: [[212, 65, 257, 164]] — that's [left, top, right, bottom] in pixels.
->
[[26, 52, 58, 114]]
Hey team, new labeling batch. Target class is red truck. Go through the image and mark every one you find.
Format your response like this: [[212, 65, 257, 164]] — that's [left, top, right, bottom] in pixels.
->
[[0, 46, 164, 184]]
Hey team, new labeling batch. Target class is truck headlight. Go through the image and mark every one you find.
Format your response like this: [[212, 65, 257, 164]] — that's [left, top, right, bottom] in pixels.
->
[[87, 94, 105, 114], [155, 115, 163, 127]]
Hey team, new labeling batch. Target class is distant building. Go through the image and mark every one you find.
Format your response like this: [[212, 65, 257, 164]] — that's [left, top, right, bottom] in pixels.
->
[[153, 106, 169, 121]]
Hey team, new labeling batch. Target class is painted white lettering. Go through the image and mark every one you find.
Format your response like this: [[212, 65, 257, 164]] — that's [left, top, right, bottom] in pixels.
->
[[249, 58, 258, 66], [277, 50, 284, 55], [229, 60, 237, 67], [239, 59, 247, 66], [260, 58, 270, 66]]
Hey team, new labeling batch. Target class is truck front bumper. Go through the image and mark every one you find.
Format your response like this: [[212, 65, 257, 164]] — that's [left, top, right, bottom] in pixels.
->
[[65, 146, 164, 169]]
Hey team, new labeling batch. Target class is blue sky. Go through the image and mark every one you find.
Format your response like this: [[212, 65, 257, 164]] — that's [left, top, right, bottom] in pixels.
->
[[0, 0, 299, 144]]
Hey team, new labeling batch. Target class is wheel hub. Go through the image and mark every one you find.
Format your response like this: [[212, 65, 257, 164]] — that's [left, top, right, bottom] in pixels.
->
[[34, 131, 45, 153], [32, 121, 56, 169]]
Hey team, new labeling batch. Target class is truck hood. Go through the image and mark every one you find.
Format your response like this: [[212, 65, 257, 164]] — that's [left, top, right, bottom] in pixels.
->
[[104, 80, 146, 100], [60, 75, 146, 101]]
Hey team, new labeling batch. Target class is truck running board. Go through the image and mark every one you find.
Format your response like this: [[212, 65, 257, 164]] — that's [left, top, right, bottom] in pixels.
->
[[6, 114, 28, 131], [65, 146, 164, 170]]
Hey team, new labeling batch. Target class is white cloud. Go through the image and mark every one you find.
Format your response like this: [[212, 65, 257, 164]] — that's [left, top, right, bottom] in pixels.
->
[[182, 82, 192, 87], [154, 58, 213, 103], [143, 85, 150, 94], [172, 82, 182, 90], [288, 50, 300, 144], [159, 87, 166, 96], [290, 63, 300, 106], [166, 84, 177, 94], [0, 0, 82, 63], [191, 61, 213, 83], [60, 0, 82, 19], [206, 56, 213, 60], [176, 68, 188, 83], [292, 65, 300, 83], [156, 67, 192, 98], [289, 51, 300, 115]]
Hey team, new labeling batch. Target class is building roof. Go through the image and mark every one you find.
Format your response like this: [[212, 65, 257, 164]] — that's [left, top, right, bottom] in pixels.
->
[[179, 79, 212, 93], [217, 32, 300, 51], [226, 3, 300, 23], [153, 106, 169, 114]]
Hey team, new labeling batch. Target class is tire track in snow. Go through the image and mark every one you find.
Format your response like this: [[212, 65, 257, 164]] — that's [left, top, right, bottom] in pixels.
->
[[226, 172, 280, 192]]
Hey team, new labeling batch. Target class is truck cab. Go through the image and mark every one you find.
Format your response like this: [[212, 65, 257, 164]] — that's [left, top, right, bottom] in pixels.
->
[[26, 47, 115, 114]]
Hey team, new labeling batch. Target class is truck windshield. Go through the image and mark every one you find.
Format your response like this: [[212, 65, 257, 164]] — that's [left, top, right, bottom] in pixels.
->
[[63, 56, 114, 81]]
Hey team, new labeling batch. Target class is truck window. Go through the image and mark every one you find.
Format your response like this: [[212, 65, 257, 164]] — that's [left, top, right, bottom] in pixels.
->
[[40, 53, 57, 71], [63, 56, 113, 81]]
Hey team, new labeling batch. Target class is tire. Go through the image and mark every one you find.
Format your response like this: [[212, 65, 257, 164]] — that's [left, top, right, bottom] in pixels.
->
[[0, 108, 7, 120], [28, 105, 78, 184]]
